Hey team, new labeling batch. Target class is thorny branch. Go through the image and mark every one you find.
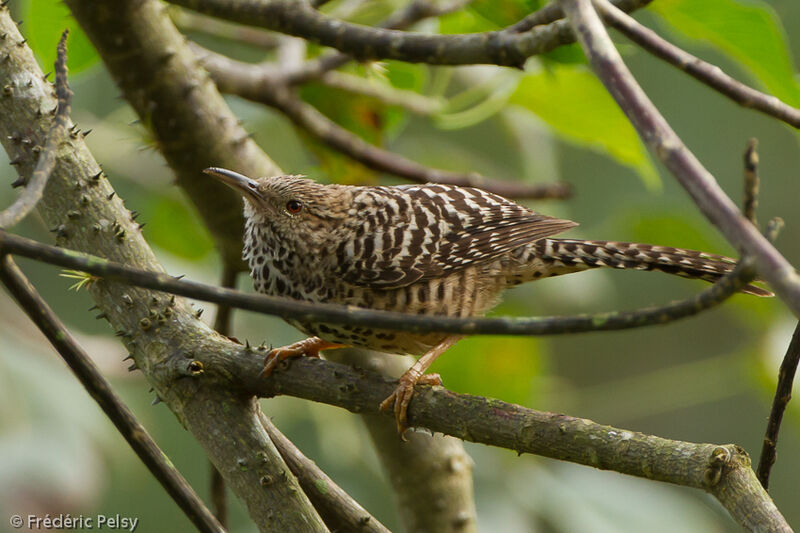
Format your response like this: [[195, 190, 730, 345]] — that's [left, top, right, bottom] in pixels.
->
[[0, 256, 224, 533], [0, 31, 71, 229], [0, 229, 764, 338], [593, 0, 800, 129]]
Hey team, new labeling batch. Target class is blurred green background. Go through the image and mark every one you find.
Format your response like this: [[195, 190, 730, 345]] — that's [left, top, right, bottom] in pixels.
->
[[1, 0, 799, 531]]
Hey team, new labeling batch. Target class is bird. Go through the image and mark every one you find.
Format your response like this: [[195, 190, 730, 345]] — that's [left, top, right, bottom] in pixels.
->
[[204, 167, 770, 434]]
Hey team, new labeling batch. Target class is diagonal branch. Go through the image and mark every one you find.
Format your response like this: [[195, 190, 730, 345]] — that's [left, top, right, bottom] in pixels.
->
[[0, 30, 71, 229], [561, 0, 800, 319], [0, 230, 761, 338], [196, 45, 571, 199], [258, 412, 392, 533], [0, 256, 224, 533], [592, 0, 800, 129], [757, 321, 800, 489]]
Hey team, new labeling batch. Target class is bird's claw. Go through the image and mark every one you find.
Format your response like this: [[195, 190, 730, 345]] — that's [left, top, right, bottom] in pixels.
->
[[260, 337, 348, 378], [380, 373, 442, 438]]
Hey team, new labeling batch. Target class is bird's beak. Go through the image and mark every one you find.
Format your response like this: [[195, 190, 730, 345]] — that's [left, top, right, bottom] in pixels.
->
[[203, 167, 262, 203]]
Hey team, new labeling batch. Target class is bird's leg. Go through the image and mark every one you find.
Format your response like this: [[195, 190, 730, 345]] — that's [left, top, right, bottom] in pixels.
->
[[261, 337, 348, 377], [380, 336, 463, 436]]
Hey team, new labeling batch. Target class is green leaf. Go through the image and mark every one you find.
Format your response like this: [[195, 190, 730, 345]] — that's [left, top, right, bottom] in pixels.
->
[[509, 65, 660, 189], [650, 0, 800, 107], [23, 0, 99, 74]]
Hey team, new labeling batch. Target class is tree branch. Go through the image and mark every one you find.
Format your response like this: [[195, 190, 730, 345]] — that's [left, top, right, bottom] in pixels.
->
[[280, 0, 472, 85], [65, 0, 283, 270], [167, 0, 653, 66], [0, 230, 761, 338], [0, 30, 71, 229], [0, 256, 224, 533], [592, 0, 800, 130], [561, 0, 800, 319], [258, 412, 392, 533], [508, 0, 651, 33], [209, 265, 238, 528], [195, 45, 571, 199], [757, 321, 800, 490], [233, 356, 790, 532], [169, 0, 577, 67], [0, 12, 326, 529], [326, 349, 477, 532]]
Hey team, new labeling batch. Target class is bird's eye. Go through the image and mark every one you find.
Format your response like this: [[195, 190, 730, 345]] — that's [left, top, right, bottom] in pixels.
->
[[286, 200, 303, 214]]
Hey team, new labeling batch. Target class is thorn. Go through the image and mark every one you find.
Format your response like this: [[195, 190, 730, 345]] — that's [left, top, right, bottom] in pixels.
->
[[169, 295, 176, 307], [245, 339, 250, 349], [130, 210, 139, 220], [11, 177, 24, 188], [42, 71, 51, 81], [107, 192, 115, 200], [194, 308, 203, 318], [123, 355, 134, 362], [128, 363, 139, 372], [95, 312, 107, 320], [9, 155, 22, 165], [16, 38, 26, 47], [151, 396, 162, 406], [138, 223, 146, 230], [115, 330, 127, 337], [88, 305, 99, 311], [90, 170, 102, 180], [174, 274, 185, 280], [148, 387, 154, 393], [81, 129, 92, 137], [7, 132, 19, 143]]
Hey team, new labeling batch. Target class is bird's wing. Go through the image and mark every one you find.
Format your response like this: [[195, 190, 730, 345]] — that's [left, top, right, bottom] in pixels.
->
[[335, 184, 577, 289]]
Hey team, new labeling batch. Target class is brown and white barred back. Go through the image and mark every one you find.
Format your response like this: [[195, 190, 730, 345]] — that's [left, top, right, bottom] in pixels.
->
[[238, 176, 769, 355]]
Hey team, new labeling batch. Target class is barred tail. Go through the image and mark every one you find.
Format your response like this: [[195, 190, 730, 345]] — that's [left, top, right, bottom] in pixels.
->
[[518, 239, 772, 297]]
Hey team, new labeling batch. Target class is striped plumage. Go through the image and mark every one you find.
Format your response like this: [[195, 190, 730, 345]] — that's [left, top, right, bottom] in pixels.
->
[[205, 168, 769, 433]]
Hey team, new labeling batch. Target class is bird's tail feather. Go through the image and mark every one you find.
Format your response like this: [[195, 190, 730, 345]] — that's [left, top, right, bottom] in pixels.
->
[[519, 239, 772, 297]]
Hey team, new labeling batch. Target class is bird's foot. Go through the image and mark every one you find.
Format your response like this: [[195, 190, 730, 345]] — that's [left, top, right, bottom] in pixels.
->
[[380, 372, 443, 438], [261, 337, 348, 377]]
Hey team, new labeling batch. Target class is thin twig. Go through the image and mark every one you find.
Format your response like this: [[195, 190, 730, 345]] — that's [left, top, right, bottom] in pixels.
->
[[0, 255, 224, 533], [561, 0, 800, 319], [0, 30, 72, 229], [592, 0, 800, 129], [757, 321, 800, 489], [196, 47, 571, 199], [169, 5, 280, 48], [258, 412, 391, 533], [209, 265, 238, 529], [743, 138, 759, 226], [0, 229, 759, 338]]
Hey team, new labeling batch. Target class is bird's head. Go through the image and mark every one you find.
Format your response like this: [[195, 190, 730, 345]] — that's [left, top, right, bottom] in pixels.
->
[[203, 167, 351, 237]]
